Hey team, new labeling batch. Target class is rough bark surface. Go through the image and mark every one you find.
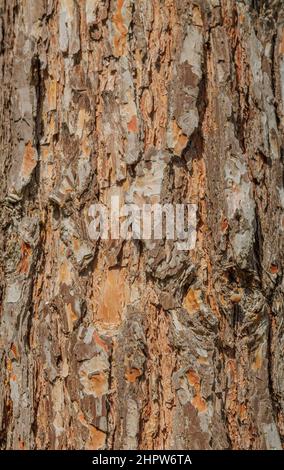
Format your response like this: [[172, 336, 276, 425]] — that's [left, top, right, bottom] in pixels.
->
[[1, 0, 284, 450]]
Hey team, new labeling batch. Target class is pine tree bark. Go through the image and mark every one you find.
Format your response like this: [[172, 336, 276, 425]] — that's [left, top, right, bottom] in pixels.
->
[[1, 0, 284, 450]]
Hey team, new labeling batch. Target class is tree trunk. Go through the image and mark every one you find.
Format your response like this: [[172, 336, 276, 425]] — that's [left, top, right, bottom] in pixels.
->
[[1, 0, 284, 450]]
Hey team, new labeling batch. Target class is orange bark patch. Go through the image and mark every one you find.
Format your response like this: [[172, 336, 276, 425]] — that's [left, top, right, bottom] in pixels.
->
[[170, 120, 188, 155], [208, 291, 221, 318], [125, 367, 142, 383], [230, 291, 243, 304], [6, 358, 12, 372], [48, 79, 57, 110], [140, 88, 153, 118], [186, 368, 207, 413], [79, 367, 108, 397], [89, 372, 108, 396], [183, 288, 201, 314], [252, 345, 263, 371], [86, 426, 106, 450], [18, 440, 25, 450], [113, 0, 128, 56], [279, 29, 284, 55], [93, 332, 110, 353], [192, 395, 207, 413], [82, 139, 91, 158], [227, 359, 237, 377], [18, 242, 32, 274], [221, 218, 228, 232], [187, 369, 200, 388], [11, 343, 19, 360], [127, 115, 138, 133], [270, 264, 279, 274], [78, 412, 106, 450], [58, 258, 73, 286], [96, 268, 130, 329], [72, 237, 80, 254], [175, 133, 188, 155], [238, 403, 247, 422], [76, 108, 89, 138], [65, 303, 78, 331], [21, 141, 37, 180], [192, 5, 203, 26], [197, 355, 208, 365]]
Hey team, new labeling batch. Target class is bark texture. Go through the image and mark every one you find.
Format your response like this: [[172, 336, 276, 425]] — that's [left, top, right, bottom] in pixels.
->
[[1, 0, 284, 450]]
